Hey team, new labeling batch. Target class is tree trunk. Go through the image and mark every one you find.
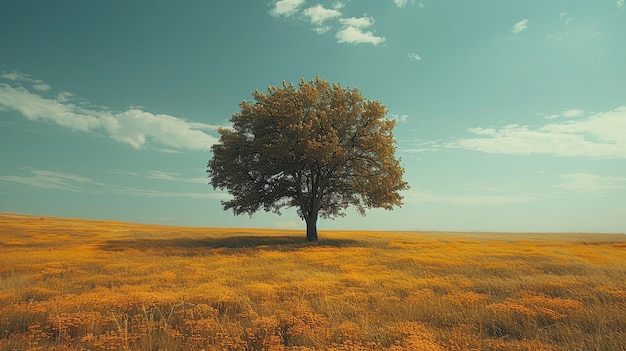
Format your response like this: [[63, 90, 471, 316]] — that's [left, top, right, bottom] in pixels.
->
[[305, 211, 318, 242]]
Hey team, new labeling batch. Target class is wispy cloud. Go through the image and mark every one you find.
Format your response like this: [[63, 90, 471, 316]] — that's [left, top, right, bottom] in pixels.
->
[[389, 114, 409, 123], [400, 140, 443, 154], [146, 171, 207, 184], [156, 148, 183, 154], [618, 0, 624, 8], [405, 190, 536, 206], [408, 53, 422, 62], [111, 169, 207, 184], [0, 169, 104, 192], [303, 3, 342, 25], [269, 0, 305, 17], [511, 19, 529, 34], [109, 170, 140, 177], [559, 173, 626, 192], [559, 12, 572, 25], [0, 72, 220, 151], [1, 168, 225, 199], [1, 70, 51, 92], [336, 16, 386, 45], [111, 185, 228, 199], [392, 0, 422, 8], [447, 107, 626, 159]]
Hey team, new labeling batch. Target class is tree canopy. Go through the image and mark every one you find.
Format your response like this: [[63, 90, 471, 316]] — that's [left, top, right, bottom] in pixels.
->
[[208, 77, 409, 241]]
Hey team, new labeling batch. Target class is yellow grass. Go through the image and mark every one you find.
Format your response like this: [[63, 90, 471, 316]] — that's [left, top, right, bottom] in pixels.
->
[[1, 213, 625, 350]]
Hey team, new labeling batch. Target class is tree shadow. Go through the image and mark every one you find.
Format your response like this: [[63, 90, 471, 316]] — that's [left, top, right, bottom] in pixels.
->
[[99, 235, 361, 253]]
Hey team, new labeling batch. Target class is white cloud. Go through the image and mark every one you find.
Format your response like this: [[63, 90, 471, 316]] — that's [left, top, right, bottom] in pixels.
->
[[618, 0, 624, 8], [303, 4, 342, 25], [390, 114, 409, 123], [511, 19, 529, 34], [0, 72, 221, 151], [418, 2, 424, 8], [269, 0, 305, 17], [32, 83, 51, 92], [559, 12, 572, 25], [340, 16, 374, 28], [0, 84, 101, 132], [267, 2, 387, 45], [312, 26, 332, 34], [408, 53, 422, 61], [107, 109, 219, 150], [447, 107, 626, 159], [562, 109, 584, 118], [336, 16, 385, 45], [336, 26, 386, 45], [394, 0, 409, 8], [560, 173, 626, 192], [546, 109, 585, 119], [0, 70, 51, 92], [56, 91, 75, 103], [156, 148, 184, 154], [0, 71, 30, 81]]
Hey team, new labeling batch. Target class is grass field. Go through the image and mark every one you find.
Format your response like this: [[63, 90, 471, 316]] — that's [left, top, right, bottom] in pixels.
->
[[0, 213, 625, 350]]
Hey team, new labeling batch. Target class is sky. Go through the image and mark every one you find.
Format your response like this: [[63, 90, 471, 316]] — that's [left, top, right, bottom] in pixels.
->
[[1, 0, 625, 233]]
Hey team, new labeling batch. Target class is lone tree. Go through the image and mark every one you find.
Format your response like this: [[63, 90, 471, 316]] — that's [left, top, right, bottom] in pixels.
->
[[208, 77, 409, 241]]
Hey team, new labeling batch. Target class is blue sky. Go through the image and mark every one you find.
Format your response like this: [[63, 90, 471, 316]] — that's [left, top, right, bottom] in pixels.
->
[[1, 0, 625, 233]]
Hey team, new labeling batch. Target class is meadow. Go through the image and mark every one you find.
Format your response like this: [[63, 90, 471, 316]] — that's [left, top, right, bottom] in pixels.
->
[[0, 213, 625, 350]]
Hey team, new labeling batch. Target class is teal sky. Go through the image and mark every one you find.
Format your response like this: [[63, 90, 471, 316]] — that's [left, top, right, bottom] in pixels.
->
[[1, 0, 625, 233]]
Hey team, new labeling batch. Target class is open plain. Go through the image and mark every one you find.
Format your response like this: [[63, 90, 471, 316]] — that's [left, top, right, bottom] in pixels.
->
[[0, 213, 625, 350]]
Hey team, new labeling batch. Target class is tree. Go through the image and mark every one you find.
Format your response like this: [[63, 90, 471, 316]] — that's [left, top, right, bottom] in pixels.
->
[[208, 77, 409, 241]]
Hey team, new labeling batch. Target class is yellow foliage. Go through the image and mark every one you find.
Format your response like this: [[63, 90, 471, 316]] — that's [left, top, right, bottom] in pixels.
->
[[444, 291, 489, 306], [1, 213, 625, 350]]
